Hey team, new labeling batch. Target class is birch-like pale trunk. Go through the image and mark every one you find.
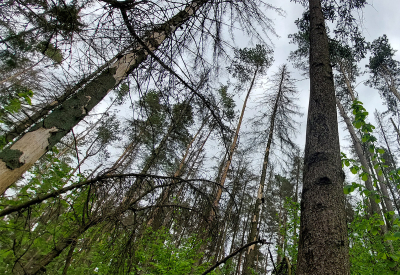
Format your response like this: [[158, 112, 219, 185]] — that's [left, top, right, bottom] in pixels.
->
[[242, 65, 286, 275], [0, 0, 210, 195]]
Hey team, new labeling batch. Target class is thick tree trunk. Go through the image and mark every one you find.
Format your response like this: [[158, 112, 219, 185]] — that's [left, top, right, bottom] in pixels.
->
[[243, 65, 286, 275], [212, 68, 258, 214], [296, 0, 350, 273], [0, 0, 209, 195]]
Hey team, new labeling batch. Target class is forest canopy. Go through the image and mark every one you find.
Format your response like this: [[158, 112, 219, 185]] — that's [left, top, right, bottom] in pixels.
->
[[0, 0, 400, 274]]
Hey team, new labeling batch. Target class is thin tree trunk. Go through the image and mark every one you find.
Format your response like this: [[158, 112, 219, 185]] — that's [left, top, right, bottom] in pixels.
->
[[339, 53, 394, 218], [297, 0, 350, 273], [61, 239, 77, 275], [0, 0, 210, 195], [375, 112, 400, 212], [147, 120, 206, 229], [336, 99, 383, 217], [370, 156, 395, 215], [19, 109, 185, 273], [212, 68, 258, 214], [235, 216, 250, 275], [390, 117, 400, 147], [243, 65, 286, 275]]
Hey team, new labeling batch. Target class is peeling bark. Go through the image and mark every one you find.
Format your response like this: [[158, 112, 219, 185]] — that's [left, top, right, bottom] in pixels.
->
[[0, 0, 210, 195], [0, 127, 58, 194]]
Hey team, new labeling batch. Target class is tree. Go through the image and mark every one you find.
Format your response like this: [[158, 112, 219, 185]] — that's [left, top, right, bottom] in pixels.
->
[[295, 0, 351, 273], [243, 64, 301, 274], [366, 35, 400, 113], [0, 0, 210, 194], [212, 45, 274, 215]]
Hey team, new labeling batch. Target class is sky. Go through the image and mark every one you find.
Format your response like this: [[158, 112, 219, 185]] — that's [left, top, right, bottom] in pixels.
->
[[77, 0, 400, 180], [230, 0, 400, 162]]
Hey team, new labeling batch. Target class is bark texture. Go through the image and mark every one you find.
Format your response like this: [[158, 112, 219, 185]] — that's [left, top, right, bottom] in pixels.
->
[[296, 0, 350, 273], [0, 0, 209, 195]]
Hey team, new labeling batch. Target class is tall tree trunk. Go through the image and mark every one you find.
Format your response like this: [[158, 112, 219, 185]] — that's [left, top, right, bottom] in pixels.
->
[[375, 112, 400, 213], [390, 117, 400, 147], [293, 155, 301, 250], [297, 0, 350, 273], [212, 68, 258, 214], [235, 216, 250, 275], [336, 99, 383, 217], [243, 65, 287, 275], [0, 0, 210, 195]]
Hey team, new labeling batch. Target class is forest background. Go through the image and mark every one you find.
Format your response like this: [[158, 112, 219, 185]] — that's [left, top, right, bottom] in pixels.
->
[[1, 0, 400, 274]]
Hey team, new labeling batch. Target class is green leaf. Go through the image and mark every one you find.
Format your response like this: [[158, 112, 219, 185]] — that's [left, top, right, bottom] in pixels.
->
[[344, 185, 354, 194], [361, 173, 369, 181], [350, 166, 358, 174], [371, 227, 379, 235], [354, 121, 363, 129], [377, 148, 385, 154], [379, 252, 387, 260], [345, 160, 350, 167], [378, 169, 383, 176]]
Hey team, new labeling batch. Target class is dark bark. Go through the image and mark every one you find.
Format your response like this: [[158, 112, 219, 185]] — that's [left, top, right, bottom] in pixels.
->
[[296, 0, 350, 273]]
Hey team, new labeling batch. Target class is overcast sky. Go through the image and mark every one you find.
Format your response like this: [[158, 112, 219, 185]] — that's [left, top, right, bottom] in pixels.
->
[[231, 0, 400, 163]]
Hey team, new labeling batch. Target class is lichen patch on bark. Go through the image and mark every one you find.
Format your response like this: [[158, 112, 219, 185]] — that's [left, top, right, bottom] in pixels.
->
[[0, 148, 24, 169], [0, 127, 58, 195]]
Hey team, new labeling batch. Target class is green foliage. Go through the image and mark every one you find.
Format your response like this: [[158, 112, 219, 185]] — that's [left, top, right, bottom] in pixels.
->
[[229, 44, 274, 83], [341, 99, 400, 272], [282, 198, 300, 272], [124, 227, 211, 275], [0, 86, 34, 148], [0, 149, 84, 274], [217, 85, 236, 121], [37, 41, 64, 63], [365, 35, 400, 114], [116, 83, 130, 104], [349, 204, 400, 274]]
